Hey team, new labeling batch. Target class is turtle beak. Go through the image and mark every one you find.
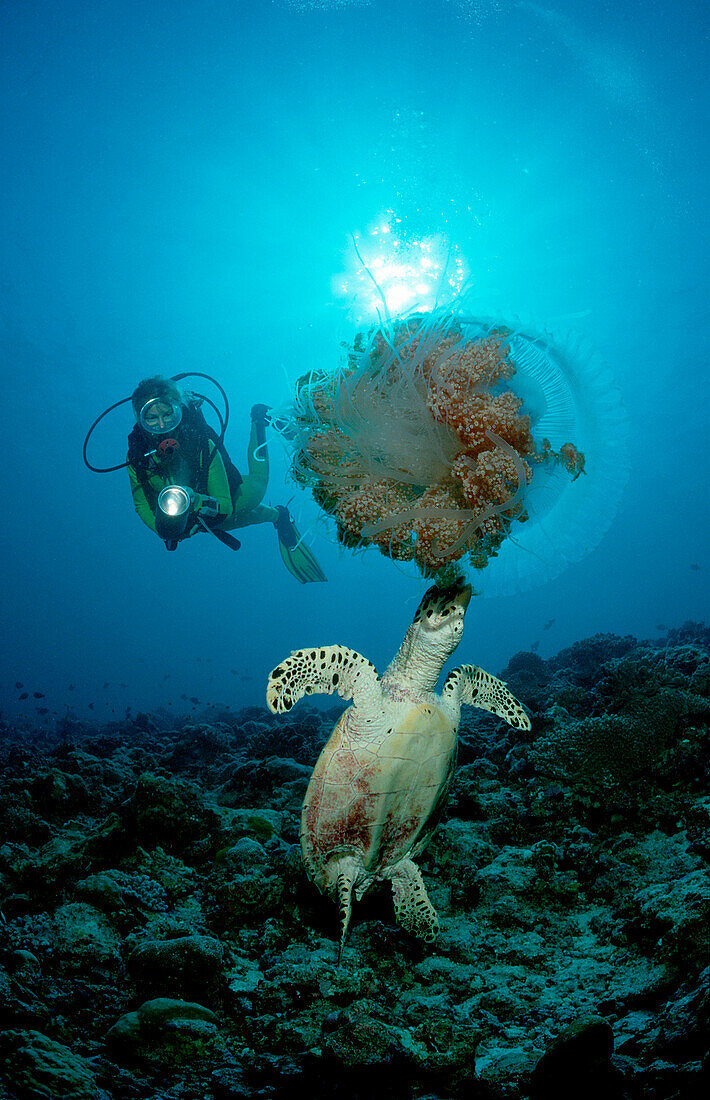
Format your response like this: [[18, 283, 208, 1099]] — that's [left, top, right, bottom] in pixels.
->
[[437, 578, 472, 613], [416, 578, 473, 624], [453, 582, 472, 611]]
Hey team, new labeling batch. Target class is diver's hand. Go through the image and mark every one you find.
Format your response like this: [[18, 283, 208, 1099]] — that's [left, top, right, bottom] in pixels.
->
[[191, 492, 220, 521], [184, 492, 204, 536], [251, 404, 296, 440]]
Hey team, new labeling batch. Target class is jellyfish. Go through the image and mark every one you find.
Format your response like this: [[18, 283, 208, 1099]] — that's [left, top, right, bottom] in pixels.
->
[[279, 309, 628, 596]]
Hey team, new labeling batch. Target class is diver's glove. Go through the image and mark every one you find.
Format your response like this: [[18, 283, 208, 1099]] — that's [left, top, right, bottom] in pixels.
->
[[183, 492, 221, 534], [251, 403, 296, 441], [191, 492, 220, 521]]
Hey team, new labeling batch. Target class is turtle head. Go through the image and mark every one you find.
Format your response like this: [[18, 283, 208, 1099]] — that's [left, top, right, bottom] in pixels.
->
[[405, 578, 472, 673], [386, 578, 473, 689], [414, 578, 472, 632]]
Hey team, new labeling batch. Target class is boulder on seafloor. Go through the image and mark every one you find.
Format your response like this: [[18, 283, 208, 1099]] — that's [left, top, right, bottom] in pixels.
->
[[106, 996, 227, 1067], [209, 868, 285, 926], [128, 933, 224, 994], [318, 1007, 481, 1097], [75, 867, 169, 919], [11, 815, 123, 896], [530, 1016, 623, 1100], [630, 869, 710, 964], [124, 773, 221, 858], [221, 835, 270, 871], [49, 901, 123, 973], [655, 966, 710, 1060], [0, 1029, 97, 1099]]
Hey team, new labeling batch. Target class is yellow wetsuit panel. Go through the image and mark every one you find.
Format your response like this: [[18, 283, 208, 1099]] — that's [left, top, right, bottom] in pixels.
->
[[232, 419, 269, 514]]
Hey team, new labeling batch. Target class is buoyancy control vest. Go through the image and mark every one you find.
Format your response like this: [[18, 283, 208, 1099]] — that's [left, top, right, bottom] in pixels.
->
[[127, 400, 242, 503]]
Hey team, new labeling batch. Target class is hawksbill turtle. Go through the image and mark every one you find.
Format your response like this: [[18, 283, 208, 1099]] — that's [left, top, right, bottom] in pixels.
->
[[266, 579, 531, 959]]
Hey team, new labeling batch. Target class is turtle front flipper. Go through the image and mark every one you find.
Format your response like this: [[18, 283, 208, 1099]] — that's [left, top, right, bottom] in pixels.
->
[[388, 858, 439, 943], [266, 646, 381, 714], [443, 663, 531, 730]]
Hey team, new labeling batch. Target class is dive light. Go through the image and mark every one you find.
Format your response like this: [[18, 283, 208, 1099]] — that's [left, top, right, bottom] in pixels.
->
[[155, 485, 220, 542], [156, 484, 192, 540]]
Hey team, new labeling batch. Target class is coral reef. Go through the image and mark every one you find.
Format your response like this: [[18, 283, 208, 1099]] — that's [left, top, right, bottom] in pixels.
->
[[0, 624, 708, 1098]]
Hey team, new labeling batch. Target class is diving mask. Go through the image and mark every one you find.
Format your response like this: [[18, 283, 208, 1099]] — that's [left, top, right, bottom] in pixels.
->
[[139, 397, 183, 435]]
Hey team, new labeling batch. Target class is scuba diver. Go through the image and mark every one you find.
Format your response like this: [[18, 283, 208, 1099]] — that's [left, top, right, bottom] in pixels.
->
[[84, 373, 326, 583]]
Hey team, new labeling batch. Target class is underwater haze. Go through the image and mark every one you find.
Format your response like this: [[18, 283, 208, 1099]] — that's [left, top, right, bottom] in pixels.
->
[[1, 0, 708, 724]]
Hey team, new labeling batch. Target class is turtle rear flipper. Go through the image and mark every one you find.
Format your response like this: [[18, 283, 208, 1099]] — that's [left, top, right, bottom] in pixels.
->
[[331, 854, 364, 964], [266, 646, 381, 714], [443, 663, 531, 730], [389, 858, 439, 943]]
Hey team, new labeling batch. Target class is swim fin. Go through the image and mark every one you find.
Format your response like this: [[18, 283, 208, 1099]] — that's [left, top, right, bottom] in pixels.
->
[[274, 505, 327, 584]]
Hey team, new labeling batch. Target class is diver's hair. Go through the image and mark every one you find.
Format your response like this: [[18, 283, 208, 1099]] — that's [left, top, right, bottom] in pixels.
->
[[131, 375, 183, 418]]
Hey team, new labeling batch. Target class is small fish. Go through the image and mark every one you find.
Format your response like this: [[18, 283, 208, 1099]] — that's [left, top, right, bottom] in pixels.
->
[[19, 691, 29, 700], [36, 707, 49, 715], [690, 563, 701, 571], [542, 618, 556, 632], [180, 693, 188, 701], [68, 684, 75, 691], [14, 681, 23, 689], [530, 640, 540, 652], [230, 669, 238, 675], [119, 683, 127, 689], [189, 696, 200, 705], [656, 623, 668, 631], [89, 703, 95, 710], [162, 674, 170, 681], [33, 692, 45, 699], [103, 682, 110, 689]]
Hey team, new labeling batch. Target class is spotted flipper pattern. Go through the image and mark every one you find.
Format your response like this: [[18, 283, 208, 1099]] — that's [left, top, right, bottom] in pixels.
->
[[389, 857, 440, 942], [266, 645, 380, 714], [443, 663, 531, 730]]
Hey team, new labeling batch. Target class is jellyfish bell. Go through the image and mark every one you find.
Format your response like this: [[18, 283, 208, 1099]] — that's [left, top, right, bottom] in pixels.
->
[[281, 308, 629, 597], [453, 317, 629, 595]]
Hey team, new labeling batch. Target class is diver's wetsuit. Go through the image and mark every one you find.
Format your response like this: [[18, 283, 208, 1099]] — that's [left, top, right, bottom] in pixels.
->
[[220, 418, 274, 532], [127, 409, 271, 537]]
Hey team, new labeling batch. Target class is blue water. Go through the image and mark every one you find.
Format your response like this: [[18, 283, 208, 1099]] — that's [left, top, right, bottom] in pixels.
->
[[1, 0, 708, 724]]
